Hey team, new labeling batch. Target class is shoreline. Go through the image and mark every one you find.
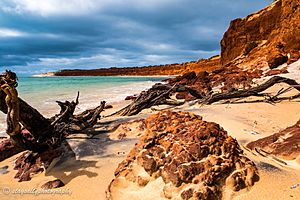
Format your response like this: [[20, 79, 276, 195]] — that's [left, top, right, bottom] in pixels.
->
[[32, 72, 55, 77], [32, 73, 174, 78]]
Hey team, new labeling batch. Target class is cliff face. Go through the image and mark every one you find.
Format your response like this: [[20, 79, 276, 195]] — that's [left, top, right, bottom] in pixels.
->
[[221, 0, 300, 68]]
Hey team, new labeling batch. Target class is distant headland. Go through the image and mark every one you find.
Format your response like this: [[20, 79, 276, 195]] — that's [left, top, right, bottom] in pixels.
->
[[35, 55, 221, 77]]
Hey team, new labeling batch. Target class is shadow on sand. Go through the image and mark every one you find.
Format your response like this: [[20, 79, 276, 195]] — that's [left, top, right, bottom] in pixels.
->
[[44, 117, 140, 184]]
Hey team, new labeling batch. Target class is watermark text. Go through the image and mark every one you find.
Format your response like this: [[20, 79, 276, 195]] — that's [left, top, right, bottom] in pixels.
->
[[1, 187, 72, 196]]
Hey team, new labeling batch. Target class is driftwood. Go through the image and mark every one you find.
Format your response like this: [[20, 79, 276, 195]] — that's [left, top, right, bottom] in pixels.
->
[[199, 76, 300, 105], [110, 83, 183, 116], [111, 76, 300, 117], [0, 71, 106, 162]]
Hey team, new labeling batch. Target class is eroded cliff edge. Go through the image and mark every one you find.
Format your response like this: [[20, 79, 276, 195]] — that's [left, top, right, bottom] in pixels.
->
[[221, 0, 300, 69]]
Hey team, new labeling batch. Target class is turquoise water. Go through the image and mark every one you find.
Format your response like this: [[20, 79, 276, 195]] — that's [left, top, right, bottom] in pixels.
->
[[0, 76, 166, 135], [17, 76, 164, 94]]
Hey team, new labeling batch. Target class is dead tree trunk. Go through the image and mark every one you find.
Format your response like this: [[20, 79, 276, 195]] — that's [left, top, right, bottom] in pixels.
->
[[0, 71, 106, 162], [19, 98, 53, 140], [0, 90, 53, 154], [111, 84, 183, 116], [199, 76, 300, 104], [0, 91, 52, 141]]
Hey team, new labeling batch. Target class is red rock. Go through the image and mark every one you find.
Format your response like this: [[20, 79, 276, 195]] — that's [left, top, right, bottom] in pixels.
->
[[265, 67, 288, 76], [196, 71, 209, 79], [211, 67, 225, 75], [168, 71, 197, 85], [247, 119, 300, 160], [108, 111, 259, 199], [243, 41, 258, 56], [181, 188, 193, 200], [267, 54, 289, 69], [0, 139, 23, 162], [41, 179, 65, 189], [141, 157, 157, 174], [166, 67, 258, 101], [13, 142, 71, 182], [221, 0, 300, 67], [178, 162, 205, 182]]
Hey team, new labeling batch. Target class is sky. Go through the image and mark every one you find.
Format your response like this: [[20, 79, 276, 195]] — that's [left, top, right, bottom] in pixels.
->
[[0, 0, 270, 75]]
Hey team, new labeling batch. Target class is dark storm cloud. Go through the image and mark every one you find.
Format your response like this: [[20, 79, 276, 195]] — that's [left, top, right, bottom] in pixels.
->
[[0, 0, 270, 74]]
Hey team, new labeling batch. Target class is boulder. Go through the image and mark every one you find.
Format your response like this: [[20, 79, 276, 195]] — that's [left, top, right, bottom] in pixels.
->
[[107, 111, 259, 200], [267, 53, 288, 69]]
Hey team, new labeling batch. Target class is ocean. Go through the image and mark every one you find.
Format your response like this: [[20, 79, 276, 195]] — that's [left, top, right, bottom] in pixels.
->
[[0, 76, 166, 136]]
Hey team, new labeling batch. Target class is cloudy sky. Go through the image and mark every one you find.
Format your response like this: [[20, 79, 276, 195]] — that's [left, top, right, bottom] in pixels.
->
[[0, 0, 269, 75]]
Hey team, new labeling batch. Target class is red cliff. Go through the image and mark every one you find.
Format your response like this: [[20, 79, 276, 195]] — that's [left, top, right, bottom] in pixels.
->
[[53, 56, 221, 76], [221, 0, 300, 69]]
